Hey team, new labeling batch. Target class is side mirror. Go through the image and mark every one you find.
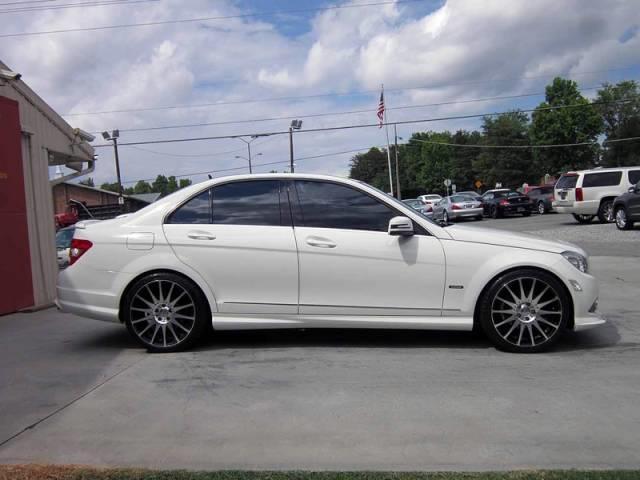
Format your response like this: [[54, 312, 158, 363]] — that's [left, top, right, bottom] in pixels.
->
[[388, 216, 414, 236]]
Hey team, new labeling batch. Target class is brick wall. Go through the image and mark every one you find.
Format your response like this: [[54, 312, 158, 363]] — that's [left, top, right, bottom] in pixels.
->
[[52, 183, 119, 214]]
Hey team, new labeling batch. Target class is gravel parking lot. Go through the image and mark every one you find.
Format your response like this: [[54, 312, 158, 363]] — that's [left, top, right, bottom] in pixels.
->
[[1, 213, 639, 471]]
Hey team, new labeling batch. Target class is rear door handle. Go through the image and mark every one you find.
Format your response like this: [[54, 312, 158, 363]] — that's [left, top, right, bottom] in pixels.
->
[[306, 236, 336, 248], [187, 230, 216, 240]]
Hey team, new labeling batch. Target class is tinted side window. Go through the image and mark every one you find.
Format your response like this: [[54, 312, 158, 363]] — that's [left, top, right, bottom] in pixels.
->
[[483, 193, 494, 200], [629, 170, 640, 185], [528, 188, 540, 196], [294, 180, 396, 232], [582, 171, 622, 188], [212, 180, 284, 226], [541, 186, 554, 194], [167, 190, 211, 224]]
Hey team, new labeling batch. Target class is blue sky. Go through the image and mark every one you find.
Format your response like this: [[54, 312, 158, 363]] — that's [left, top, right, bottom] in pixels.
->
[[2, 0, 639, 186]]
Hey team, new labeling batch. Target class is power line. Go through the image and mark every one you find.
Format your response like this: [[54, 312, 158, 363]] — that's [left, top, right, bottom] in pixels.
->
[[119, 135, 640, 185], [65, 66, 638, 117], [123, 135, 274, 158], [409, 136, 640, 149], [91, 97, 639, 148], [87, 83, 622, 134], [0, 0, 58, 6], [0, 0, 157, 14], [0, 0, 420, 37]]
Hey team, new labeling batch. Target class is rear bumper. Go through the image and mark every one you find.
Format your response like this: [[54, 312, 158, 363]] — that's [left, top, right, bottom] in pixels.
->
[[553, 200, 598, 215], [450, 207, 483, 219], [501, 204, 532, 214], [57, 267, 128, 323]]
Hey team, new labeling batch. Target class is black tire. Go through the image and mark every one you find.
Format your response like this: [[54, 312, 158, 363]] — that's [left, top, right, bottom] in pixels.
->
[[615, 206, 634, 231], [491, 205, 501, 219], [443, 211, 450, 223], [537, 201, 546, 215], [597, 199, 615, 223], [572, 213, 594, 224], [478, 269, 570, 353], [123, 272, 210, 353]]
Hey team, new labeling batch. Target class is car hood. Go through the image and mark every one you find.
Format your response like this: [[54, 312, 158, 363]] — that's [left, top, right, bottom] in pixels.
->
[[445, 224, 585, 255]]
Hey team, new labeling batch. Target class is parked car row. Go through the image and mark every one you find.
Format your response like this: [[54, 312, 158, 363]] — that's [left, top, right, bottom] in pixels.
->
[[553, 166, 640, 230]]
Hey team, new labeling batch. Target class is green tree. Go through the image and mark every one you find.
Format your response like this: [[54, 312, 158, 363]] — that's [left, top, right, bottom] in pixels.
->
[[100, 182, 120, 193], [133, 180, 152, 194], [530, 77, 602, 174], [178, 178, 192, 189], [151, 175, 169, 196], [596, 80, 640, 167], [79, 177, 95, 187], [167, 176, 179, 194], [474, 111, 535, 189], [349, 147, 393, 192]]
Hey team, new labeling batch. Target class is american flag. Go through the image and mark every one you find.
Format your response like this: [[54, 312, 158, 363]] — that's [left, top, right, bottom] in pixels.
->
[[377, 89, 385, 128]]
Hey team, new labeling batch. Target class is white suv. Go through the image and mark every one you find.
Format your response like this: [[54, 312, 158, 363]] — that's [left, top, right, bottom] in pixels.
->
[[554, 167, 640, 224]]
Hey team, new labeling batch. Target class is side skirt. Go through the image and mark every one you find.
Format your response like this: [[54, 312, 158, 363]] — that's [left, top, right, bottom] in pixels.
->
[[212, 314, 473, 331]]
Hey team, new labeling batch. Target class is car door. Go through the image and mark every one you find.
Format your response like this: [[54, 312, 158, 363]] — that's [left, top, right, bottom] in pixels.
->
[[162, 180, 298, 314], [482, 192, 494, 215], [291, 179, 446, 317]]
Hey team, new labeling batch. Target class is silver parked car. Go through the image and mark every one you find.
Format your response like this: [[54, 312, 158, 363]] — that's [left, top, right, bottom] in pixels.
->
[[433, 194, 483, 223], [402, 198, 433, 218]]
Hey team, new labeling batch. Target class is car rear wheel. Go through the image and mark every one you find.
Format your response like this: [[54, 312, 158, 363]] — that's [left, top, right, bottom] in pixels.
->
[[597, 199, 615, 223], [443, 211, 450, 223], [123, 272, 209, 353], [615, 206, 634, 230], [491, 205, 501, 219], [478, 269, 569, 353], [572, 213, 594, 224], [537, 201, 546, 214]]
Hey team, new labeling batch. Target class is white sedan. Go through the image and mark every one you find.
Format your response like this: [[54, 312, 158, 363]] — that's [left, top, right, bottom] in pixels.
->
[[58, 174, 604, 353]]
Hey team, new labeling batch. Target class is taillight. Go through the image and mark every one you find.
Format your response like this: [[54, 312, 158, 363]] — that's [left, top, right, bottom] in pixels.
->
[[499, 199, 509, 206], [575, 187, 583, 202], [69, 238, 93, 266], [451, 204, 461, 210]]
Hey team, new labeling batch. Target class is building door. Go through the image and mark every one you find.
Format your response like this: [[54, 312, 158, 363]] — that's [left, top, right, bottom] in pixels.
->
[[0, 96, 34, 314]]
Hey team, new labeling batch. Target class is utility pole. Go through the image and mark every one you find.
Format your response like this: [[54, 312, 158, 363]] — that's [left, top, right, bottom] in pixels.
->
[[394, 124, 401, 200]]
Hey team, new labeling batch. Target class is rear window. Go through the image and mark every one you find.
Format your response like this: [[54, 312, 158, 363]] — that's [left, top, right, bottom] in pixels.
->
[[582, 171, 622, 188], [629, 170, 640, 185], [556, 175, 578, 189]]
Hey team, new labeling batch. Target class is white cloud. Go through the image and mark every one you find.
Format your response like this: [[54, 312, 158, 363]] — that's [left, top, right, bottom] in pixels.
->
[[1, 0, 638, 186]]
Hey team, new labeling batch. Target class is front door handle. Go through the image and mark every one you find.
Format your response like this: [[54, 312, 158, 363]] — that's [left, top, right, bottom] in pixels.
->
[[187, 230, 216, 240], [306, 236, 336, 248]]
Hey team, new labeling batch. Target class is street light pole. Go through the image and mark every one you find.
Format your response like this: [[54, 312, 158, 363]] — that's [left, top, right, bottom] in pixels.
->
[[289, 119, 302, 174], [246, 141, 253, 174], [101, 129, 123, 205], [394, 124, 401, 200]]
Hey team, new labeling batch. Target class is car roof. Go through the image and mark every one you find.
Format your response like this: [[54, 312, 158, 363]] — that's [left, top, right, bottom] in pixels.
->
[[562, 166, 640, 175]]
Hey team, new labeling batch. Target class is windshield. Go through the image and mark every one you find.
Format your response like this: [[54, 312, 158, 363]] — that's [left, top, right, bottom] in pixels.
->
[[55, 228, 75, 249]]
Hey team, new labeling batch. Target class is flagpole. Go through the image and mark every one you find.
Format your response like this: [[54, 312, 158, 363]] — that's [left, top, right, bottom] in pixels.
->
[[382, 84, 394, 197]]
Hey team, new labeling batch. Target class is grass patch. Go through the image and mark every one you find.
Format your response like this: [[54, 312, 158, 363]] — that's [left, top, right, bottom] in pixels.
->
[[2, 467, 640, 480]]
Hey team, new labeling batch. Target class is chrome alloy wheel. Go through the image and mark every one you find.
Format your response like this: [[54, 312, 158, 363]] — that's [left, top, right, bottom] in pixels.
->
[[616, 208, 628, 229], [491, 277, 563, 348], [129, 280, 196, 348]]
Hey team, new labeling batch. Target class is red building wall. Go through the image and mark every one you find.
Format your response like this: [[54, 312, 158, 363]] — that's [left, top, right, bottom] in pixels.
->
[[0, 96, 34, 314]]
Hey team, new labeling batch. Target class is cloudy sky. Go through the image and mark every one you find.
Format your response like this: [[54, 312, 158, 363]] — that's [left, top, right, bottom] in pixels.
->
[[2, 0, 639, 187]]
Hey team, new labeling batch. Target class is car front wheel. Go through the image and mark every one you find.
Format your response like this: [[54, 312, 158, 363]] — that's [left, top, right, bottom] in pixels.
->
[[537, 201, 546, 214], [615, 206, 634, 230], [478, 269, 569, 353], [123, 272, 209, 352]]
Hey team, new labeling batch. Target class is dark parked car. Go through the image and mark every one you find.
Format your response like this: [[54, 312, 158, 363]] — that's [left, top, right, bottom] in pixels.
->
[[613, 181, 640, 230], [527, 185, 555, 214], [482, 189, 533, 218]]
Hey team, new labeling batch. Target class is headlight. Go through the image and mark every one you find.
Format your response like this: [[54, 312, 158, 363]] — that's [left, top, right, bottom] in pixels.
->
[[562, 251, 588, 273]]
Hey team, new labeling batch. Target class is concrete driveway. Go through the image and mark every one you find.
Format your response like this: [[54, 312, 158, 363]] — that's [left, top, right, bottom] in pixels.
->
[[1, 214, 639, 470]]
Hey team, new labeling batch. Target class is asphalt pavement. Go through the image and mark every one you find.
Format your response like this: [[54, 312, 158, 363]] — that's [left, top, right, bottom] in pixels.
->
[[1, 213, 639, 471]]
